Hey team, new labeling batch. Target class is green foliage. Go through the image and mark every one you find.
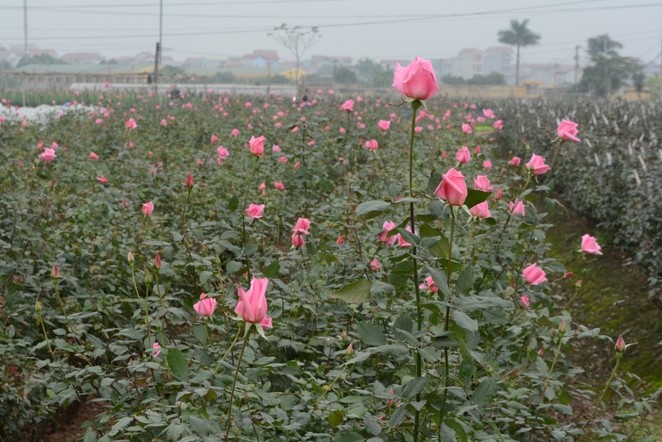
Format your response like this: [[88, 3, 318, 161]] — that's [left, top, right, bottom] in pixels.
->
[[0, 91, 655, 442]]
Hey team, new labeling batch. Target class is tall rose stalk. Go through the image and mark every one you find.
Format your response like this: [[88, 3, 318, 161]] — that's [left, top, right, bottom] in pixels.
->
[[392, 56, 439, 442]]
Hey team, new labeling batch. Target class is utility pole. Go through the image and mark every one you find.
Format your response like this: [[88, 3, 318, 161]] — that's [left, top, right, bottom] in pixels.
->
[[159, 0, 163, 66], [574, 45, 580, 85], [659, 29, 662, 100], [153, 42, 160, 94], [23, 0, 28, 56]]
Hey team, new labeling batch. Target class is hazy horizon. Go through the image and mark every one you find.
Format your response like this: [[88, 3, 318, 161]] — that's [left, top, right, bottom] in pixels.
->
[[1, 0, 661, 67]]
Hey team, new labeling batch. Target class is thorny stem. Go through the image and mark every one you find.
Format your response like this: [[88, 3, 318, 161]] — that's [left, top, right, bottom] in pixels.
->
[[579, 355, 622, 439], [439, 207, 456, 436], [224, 327, 251, 441], [408, 99, 423, 442]]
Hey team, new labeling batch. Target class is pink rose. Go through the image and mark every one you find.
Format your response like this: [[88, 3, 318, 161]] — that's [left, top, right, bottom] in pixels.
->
[[455, 146, 471, 164], [461, 123, 473, 134], [234, 277, 272, 329], [434, 167, 468, 206], [614, 334, 625, 353], [509, 200, 525, 216], [473, 175, 493, 192], [522, 264, 547, 285], [508, 156, 521, 167], [424, 275, 438, 293], [483, 109, 495, 119], [392, 56, 440, 101], [152, 341, 161, 357], [231, 128, 240, 137], [379, 221, 399, 246], [557, 119, 580, 142], [97, 175, 108, 185], [580, 234, 602, 255], [125, 118, 137, 129], [89, 152, 99, 160], [482, 160, 493, 170], [142, 201, 154, 217], [378, 120, 390, 131], [217, 146, 229, 160], [370, 259, 381, 271], [469, 201, 491, 219], [274, 181, 285, 191], [526, 154, 551, 175], [520, 295, 531, 308], [210, 134, 219, 144], [291, 232, 305, 248], [194, 293, 217, 317], [293, 217, 311, 234], [249, 135, 266, 156], [398, 225, 413, 248], [493, 119, 503, 130], [246, 203, 265, 219], [340, 99, 354, 112], [39, 148, 57, 162], [364, 139, 379, 151]]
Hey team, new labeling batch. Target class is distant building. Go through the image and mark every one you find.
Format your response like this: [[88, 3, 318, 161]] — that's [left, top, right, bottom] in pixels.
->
[[483, 47, 513, 82], [452, 48, 483, 79], [60, 52, 103, 65]]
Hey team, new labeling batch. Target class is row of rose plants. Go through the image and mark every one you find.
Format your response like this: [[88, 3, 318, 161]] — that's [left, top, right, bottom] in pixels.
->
[[491, 97, 662, 298], [0, 59, 655, 441]]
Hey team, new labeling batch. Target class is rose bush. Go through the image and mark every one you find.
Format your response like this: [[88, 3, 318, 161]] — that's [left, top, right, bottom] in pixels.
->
[[0, 88, 656, 441]]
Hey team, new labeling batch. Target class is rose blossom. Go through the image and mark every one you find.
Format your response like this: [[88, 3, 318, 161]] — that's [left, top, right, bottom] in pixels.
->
[[455, 146, 471, 164], [522, 263, 547, 285], [234, 277, 272, 329], [473, 175, 493, 192], [526, 154, 551, 175], [193, 293, 217, 317], [392, 56, 440, 101], [557, 119, 580, 142], [580, 234, 602, 255], [246, 203, 265, 219], [434, 167, 468, 206], [469, 201, 491, 219]]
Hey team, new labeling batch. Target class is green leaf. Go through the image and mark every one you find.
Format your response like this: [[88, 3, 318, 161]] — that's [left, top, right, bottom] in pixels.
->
[[456, 265, 474, 295], [364, 413, 382, 436], [393, 197, 419, 204], [389, 403, 408, 427], [357, 322, 386, 346], [192, 324, 208, 344], [327, 410, 344, 428], [198, 271, 213, 285], [370, 280, 395, 296], [471, 377, 499, 406], [110, 417, 132, 434], [264, 261, 280, 278], [330, 278, 372, 304], [452, 310, 478, 332], [228, 195, 239, 211], [226, 260, 242, 274], [388, 259, 413, 291], [397, 227, 420, 247], [426, 266, 451, 297], [401, 377, 427, 399], [166, 348, 189, 381], [355, 200, 390, 218], [334, 432, 363, 442], [394, 315, 413, 333], [464, 189, 491, 209], [426, 168, 444, 195]]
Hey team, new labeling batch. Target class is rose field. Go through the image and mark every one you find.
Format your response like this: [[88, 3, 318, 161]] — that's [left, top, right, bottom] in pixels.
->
[[1, 59, 661, 442]]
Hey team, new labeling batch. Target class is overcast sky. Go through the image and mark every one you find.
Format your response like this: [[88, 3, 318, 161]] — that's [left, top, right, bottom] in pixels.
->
[[1, 0, 661, 66]]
